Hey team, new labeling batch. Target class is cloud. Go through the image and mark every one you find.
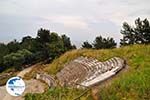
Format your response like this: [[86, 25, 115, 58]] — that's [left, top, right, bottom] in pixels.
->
[[44, 16, 88, 29], [0, 0, 150, 47]]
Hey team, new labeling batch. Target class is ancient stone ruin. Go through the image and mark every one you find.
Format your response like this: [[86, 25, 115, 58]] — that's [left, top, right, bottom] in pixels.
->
[[36, 57, 126, 88]]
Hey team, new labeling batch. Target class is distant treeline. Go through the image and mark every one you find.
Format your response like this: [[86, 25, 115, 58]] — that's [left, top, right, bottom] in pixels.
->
[[82, 18, 150, 49], [0, 29, 76, 71], [0, 18, 150, 72]]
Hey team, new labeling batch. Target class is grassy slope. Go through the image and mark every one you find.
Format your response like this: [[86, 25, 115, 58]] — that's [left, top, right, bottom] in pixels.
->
[[25, 44, 150, 100]]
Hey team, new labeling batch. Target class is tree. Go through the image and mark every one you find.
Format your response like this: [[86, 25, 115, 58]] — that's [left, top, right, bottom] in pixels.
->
[[7, 39, 20, 53], [61, 34, 74, 51], [48, 32, 65, 59], [36, 29, 51, 60], [22, 36, 32, 43], [93, 36, 103, 49], [82, 41, 92, 49], [0, 28, 77, 71], [71, 45, 76, 49], [105, 38, 117, 48], [134, 18, 150, 44], [36, 29, 76, 62], [3, 49, 33, 70], [120, 22, 135, 46], [143, 19, 150, 43], [120, 18, 150, 46], [49, 32, 60, 43], [37, 28, 50, 43], [93, 36, 116, 49], [0, 43, 9, 60], [48, 40, 64, 59], [21, 36, 33, 50], [0, 43, 9, 71]]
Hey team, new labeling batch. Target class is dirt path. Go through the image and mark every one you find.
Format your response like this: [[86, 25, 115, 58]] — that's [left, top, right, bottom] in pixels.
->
[[17, 65, 36, 78], [0, 64, 45, 100]]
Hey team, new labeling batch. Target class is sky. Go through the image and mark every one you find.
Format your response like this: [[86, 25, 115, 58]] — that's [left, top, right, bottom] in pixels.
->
[[0, 0, 150, 47]]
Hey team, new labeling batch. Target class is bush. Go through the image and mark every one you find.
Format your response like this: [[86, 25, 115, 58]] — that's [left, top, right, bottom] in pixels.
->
[[3, 49, 33, 70]]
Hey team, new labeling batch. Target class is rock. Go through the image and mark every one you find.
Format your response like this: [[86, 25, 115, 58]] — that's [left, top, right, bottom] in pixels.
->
[[36, 57, 126, 88]]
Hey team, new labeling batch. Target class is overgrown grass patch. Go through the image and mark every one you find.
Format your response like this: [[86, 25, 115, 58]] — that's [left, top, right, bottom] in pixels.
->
[[25, 44, 150, 100], [25, 87, 92, 100]]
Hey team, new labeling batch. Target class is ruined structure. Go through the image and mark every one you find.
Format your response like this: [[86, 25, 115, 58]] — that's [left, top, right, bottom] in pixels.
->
[[36, 73, 57, 87], [36, 57, 126, 87]]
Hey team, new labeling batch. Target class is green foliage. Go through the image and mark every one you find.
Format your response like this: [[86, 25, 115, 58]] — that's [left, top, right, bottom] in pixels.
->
[[61, 34, 75, 51], [93, 36, 116, 49], [20, 36, 37, 52], [37, 28, 50, 43], [43, 44, 150, 99], [7, 39, 20, 53], [25, 87, 91, 100], [49, 32, 60, 43], [82, 41, 93, 49], [120, 18, 150, 45], [48, 39, 64, 59], [100, 55, 150, 100], [36, 30, 76, 61], [82, 36, 116, 49], [0, 28, 76, 72], [3, 49, 33, 70], [120, 22, 135, 45], [0, 43, 9, 67]]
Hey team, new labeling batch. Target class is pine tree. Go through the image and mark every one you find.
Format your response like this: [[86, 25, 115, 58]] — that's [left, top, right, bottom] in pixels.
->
[[120, 18, 150, 46], [120, 22, 135, 45], [93, 36, 116, 49], [82, 41, 93, 49]]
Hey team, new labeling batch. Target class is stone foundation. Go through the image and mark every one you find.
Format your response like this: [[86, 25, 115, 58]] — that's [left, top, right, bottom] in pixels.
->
[[36, 57, 126, 88]]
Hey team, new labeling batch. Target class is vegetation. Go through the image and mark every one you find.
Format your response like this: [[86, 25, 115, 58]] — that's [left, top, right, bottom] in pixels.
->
[[0, 17, 150, 99], [82, 41, 93, 49], [3, 49, 33, 70], [24, 18, 150, 100], [82, 36, 117, 49], [120, 18, 150, 45], [1, 18, 150, 72], [25, 87, 92, 100], [0, 28, 75, 72], [25, 44, 150, 100], [93, 36, 117, 49]]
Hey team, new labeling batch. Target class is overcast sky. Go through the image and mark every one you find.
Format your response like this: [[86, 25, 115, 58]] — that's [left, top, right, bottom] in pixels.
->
[[0, 0, 150, 47]]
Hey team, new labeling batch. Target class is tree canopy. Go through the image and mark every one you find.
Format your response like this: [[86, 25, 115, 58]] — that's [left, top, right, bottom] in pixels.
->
[[82, 41, 93, 49], [120, 18, 150, 45], [93, 36, 116, 49], [3, 49, 33, 70], [82, 36, 116, 49], [0, 17, 149, 72], [0, 28, 76, 71]]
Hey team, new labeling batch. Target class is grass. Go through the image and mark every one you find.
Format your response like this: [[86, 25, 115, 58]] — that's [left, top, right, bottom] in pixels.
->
[[25, 44, 150, 100], [25, 87, 92, 100]]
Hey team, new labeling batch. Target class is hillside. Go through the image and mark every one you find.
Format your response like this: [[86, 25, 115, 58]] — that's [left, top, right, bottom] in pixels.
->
[[25, 44, 150, 100]]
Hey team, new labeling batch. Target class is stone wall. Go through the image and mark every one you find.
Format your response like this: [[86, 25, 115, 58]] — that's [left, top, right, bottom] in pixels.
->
[[56, 57, 126, 87], [36, 73, 56, 87], [36, 57, 126, 88]]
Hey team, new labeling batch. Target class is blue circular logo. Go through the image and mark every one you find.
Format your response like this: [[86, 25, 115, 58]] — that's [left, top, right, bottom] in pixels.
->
[[6, 76, 25, 96]]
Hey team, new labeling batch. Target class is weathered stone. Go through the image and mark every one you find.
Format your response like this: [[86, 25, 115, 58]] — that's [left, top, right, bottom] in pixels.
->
[[36, 57, 126, 88], [36, 73, 57, 87]]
